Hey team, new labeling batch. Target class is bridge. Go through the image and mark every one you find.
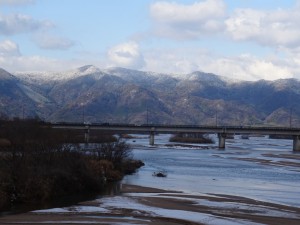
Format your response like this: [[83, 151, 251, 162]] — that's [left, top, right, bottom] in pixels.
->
[[52, 123, 300, 151]]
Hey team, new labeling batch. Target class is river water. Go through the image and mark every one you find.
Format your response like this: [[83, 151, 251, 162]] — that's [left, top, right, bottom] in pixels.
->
[[15, 134, 300, 225], [123, 134, 300, 207]]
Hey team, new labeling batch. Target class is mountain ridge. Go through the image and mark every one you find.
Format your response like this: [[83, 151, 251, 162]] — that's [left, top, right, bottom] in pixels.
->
[[0, 66, 299, 126]]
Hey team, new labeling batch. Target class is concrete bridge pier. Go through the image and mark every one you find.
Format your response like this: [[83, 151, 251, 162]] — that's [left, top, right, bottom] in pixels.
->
[[293, 136, 300, 151], [84, 126, 90, 145], [149, 128, 155, 146], [218, 133, 226, 149]]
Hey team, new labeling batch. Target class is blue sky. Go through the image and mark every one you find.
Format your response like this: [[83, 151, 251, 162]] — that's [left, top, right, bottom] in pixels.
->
[[1, 0, 300, 81]]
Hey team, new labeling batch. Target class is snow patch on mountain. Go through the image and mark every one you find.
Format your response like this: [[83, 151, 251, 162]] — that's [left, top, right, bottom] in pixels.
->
[[171, 71, 241, 84], [15, 65, 102, 84], [17, 83, 51, 104], [105, 67, 160, 77], [14, 65, 242, 85]]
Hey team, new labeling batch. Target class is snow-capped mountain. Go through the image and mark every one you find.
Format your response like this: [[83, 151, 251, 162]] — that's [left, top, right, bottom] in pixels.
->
[[0, 65, 299, 126], [15, 65, 102, 84]]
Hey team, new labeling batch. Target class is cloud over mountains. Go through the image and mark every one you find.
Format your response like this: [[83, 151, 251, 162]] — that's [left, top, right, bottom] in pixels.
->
[[108, 42, 145, 69], [0, 39, 20, 56], [0, 13, 52, 35], [0, 0, 35, 6], [225, 6, 300, 48], [149, 0, 300, 49], [150, 0, 226, 39], [0, 0, 300, 81]]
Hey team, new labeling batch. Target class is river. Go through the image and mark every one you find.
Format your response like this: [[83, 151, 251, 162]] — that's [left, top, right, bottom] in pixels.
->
[[123, 134, 300, 207], [2, 134, 300, 224]]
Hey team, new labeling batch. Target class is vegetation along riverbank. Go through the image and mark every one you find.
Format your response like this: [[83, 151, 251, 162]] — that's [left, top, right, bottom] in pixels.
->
[[169, 133, 214, 144], [0, 119, 144, 212]]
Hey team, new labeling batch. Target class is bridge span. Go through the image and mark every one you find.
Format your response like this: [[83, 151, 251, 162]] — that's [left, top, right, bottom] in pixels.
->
[[52, 123, 300, 151]]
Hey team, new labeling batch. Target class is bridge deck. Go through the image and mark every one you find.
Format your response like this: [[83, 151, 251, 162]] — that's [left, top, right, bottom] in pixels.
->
[[52, 123, 300, 136], [51, 123, 300, 151]]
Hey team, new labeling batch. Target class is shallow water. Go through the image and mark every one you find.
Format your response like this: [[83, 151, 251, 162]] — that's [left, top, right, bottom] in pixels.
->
[[123, 134, 300, 207], [23, 134, 300, 225]]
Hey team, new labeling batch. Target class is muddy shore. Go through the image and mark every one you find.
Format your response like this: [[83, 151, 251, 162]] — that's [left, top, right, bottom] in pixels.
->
[[1, 136, 300, 225], [0, 184, 299, 225]]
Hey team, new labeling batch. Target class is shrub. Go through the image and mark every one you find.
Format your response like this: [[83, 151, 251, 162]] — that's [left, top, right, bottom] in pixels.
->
[[169, 132, 214, 144], [89, 139, 132, 166], [0, 120, 143, 211]]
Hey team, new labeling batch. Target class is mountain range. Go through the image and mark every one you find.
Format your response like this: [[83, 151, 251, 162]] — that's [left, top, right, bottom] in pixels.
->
[[0, 65, 299, 127]]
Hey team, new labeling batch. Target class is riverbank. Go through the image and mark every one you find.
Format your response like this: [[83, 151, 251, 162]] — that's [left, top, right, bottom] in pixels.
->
[[0, 119, 145, 212], [2, 133, 300, 224], [0, 184, 299, 225]]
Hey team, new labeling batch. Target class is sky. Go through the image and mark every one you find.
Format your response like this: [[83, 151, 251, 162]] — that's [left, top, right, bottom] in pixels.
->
[[1, 0, 300, 81]]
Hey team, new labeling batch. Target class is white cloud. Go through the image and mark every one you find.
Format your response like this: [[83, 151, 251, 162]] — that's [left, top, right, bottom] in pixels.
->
[[142, 0, 300, 81], [144, 48, 201, 74], [278, 46, 300, 77], [149, 0, 300, 48], [0, 55, 81, 72], [107, 42, 145, 69], [150, 0, 226, 39], [142, 48, 296, 81], [0, 44, 298, 81], [225, 6, 300, 48], [0, 13, 52, 35], [247, 59, 292, 80], [0, 0, 35, 6], [206, 55, 293, 81], [0, 0, 299, 83], [34, 34, 75, 50], [0, 39, 20, 56]]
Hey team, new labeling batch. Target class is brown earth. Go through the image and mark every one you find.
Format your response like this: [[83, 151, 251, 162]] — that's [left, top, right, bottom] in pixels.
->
[[0, 184, 299, 225]]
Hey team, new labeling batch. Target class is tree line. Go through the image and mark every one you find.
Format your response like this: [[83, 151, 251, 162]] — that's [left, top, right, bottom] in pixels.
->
[[0, 119, 143, 212]]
